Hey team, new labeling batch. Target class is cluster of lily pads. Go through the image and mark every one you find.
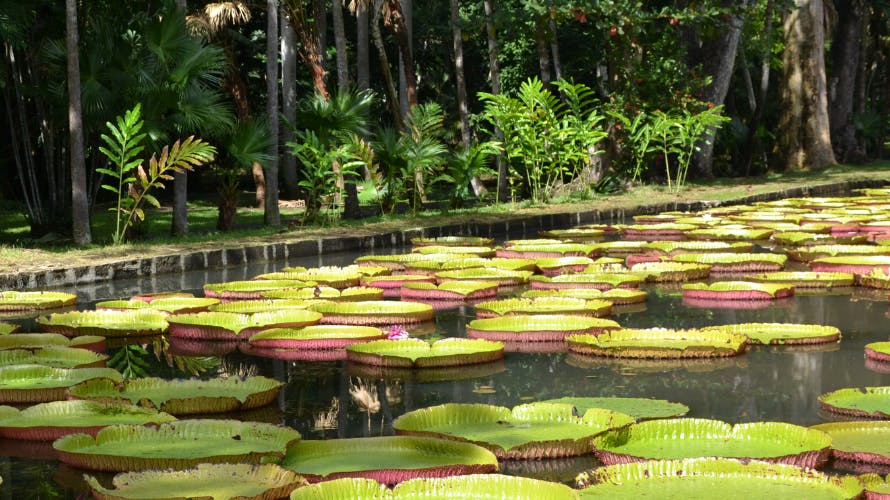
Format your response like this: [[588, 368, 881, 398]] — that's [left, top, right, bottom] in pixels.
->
[[7, 190, 890, 497]]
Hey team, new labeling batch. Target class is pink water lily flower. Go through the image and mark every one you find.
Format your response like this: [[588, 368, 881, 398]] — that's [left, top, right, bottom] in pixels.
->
[[386, 325, 410, 340]]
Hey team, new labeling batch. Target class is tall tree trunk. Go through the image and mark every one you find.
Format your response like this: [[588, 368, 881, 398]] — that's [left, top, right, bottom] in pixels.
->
[[265, 0, 281, 226], [314, 0, 327, 71], [172, 0, 189, 235], [691, 0, 746, 178], [451, 0, 469, 150], [284, 0, 329, 97], [777, 0, 836, 170], [371, 0, 402, 128], [332, 0, 349, 91], [828, 0, 867, 163], [281, 9, 299, 198], [739, 0, 775, 175], [484, 0, 508, 203], [356, 2, 370, 90], [548, 14, 562, 82], [396, 0, 413, 118], [535, 16, 551, 85], [67, 0, 91, 245]]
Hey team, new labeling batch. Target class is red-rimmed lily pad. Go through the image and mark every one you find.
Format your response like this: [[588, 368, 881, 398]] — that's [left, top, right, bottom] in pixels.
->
[[310, 301, 434, 325], [0, 291, 77, 312], [167, 310, 322, 340], [859, 269, 890, 289], [685, 227, 775, 241], [394, 402, 634, 459], [629, 262, 710, 282], [95, 297, 220, 315], [85, 463, 307, 500], [346, 338, 504, 368], [539, 397, 689, 421], [866, 342, 890, 363], [810, 421, 890, 467], [529, 273, 645, 291], [540, 228, 606, 242], [0, 333, 105, 352], [535, 257, 596, 276], [567, 328, 747, 358], [290, 474, 579, 500], [818, 387, 890, 419], [591, 418, 831, 468], [361, 274, 437, 296], [208, 299, 313, 313], [0, 322, 17, 335], [701, 322, 841, 345], [0, 365, 122, 403], [671, 252, 787, 273], [68, 376, 283, 415], [410, 236, 495, 247], [473, 297, 612, 318], [744, 271, 855, 289], [248, 325, 386, 349], [36, 310, 169, 337], [576, 458, 863, 498], [467, 315, 619, 342], [788, 244, 890, 262], [435, 267, 534, 286], [590, 241, 649, 257], [281, 435, 498, 484], [0, 346, 108, 368], [810, 255, 890, 275], [262, 286, 384, 302], [354, 253, 477, 271], [771, 231, 866, 246], [644, 240, 754, 255], [53, 419, 301, 472], [522, 288, 648, 305], [203, 280, 315, 300], [0, 400, 176, 440], [681, 281, 794, 300], [413, 245, 496, 257], [400, 281, 498, 301], [618, 223, 698, 238], [496, 243, 597, 259], [860, 473, 890, 499], [254, 267, 362, 289], [346, 359, 507, 383]]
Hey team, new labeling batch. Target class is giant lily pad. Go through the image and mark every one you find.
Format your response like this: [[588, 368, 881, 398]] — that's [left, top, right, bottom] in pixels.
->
[[53, 419, 301, 471], [203, 280, 315, 299], [309, 301, 434, 325], [701, 323, 841, 345], [539, 397, 689, 421], [681, 281, 794, 300], [858, 269, 890, 289], [772, 231, 865, 246], [262, 286, 384, 302], [744, 271, 855, 289], [671, 252, 787, 272], [810, 421, 890, 467], [411, 236, 495, 247], [413, 245, 495, 258], [400, 281, 498, 301], [589, 241, 649, 257], [529, 273, 645, 291], [354, 253, 477, 271], [618, 223, 698, 238], [346, 338, 504, 368], [361, 275, 437, 297], [818, 387, 890, 419], [810, 255, 890, 275], [0, 291, 77, 311], [644, 240, 754, 255], [567, 328, 747, 358], [0, 346, 108, 368], [167, 310, 322, 340], [67, 376, 282, 415], [290, 475, 578, 499], [473, 297, 612, 318], [435, 268, 534, 286], [0, 322, 17, 335], [393, 402, 634, 459], [0, 365, 122, 403], [467, 315, 619, 342], [254, 267, 362, 289], [535, 257, 596, 276], [521, 288, 648, 305], [576, 458, 863, 498], [686, 227, 775, 241], [629, 262, 711, 282], [405, 257, 488, 275], [859, 473, 890, 499], [346, 359, 506, 383], [788, 244, 890, 262], [36, 310, 169, 337], [0, 400, 176, 440], [85, 463, 307, 500], [592, 418, 831, 467], [248, 325, 385, 350], [866, 342, 890, 363], [540, 228, 605, 242], [0, 332, 105, 352], [95, 298, 220, 315], [496, 243, 596, 259], [281, 436, 498, 483], [208, 299, 312, 313]]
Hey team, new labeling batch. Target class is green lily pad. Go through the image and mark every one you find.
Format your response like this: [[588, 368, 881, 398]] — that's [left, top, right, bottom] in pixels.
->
[[361, 274, 437, 289], [411, 236, 495, 247], [619, 223, 699, 236], [592, 418, 831, 467], [0, 346, 108, 368], [540, 228, 605, 242], [203, 279, 315, 299], [628, 262, 711, 282], [309, 300, 434, 325], [858, 268, 890, 289], [567, 328, 747, 358], [54, 419, 301, 471], [496, 243, 597, 259], [467, 315, 619, 342], [281, 436, 498, 483], [0, 400, 176, 440], [0, 322, 17, 335], [686, 227, 775, 241], [576, 458, 863, 499], [682, 281, 794, 300], [473, 297, 612, 318], [530, 273, 645, 291], [788, 244, 890, 262], [671, 252, 787, 272], [0, 332, 104, 352], [744, 271, 855, 289], [810, 255, 890, 275], [0, 365, 122, 403], [290, 475, 579, 500], [522, 288, 648, 305], [67, 375, 282, 415], [644, 241, 754, 254], [36, 310, 169, 337], [818, 387, 890, 419], [771, 231, 865, 246], [701, 323, 841, 345], [262, 286, 384, 302], [249, 325, 386, 349], [254, 267, 362, 288], [85, 463, 307, 500], [167, 310, 322, 340], [589, 241, 650, 257], [95, 298, 220, 315], [0, 291, 77, 311], [355, 253, 477, 271], [810, 421, 890, 466], [860, 473, 890, 497], [535, 257, 596, 275], [866, 342, 890, 363], [539, 397, 689, 421], [208, 299, 313, 313], [393, 402, 634, 459], [435, 267, 534, 285], [413, 245, 495, 257], [400, 281, 498, 301], [346, 338, 504, 368]]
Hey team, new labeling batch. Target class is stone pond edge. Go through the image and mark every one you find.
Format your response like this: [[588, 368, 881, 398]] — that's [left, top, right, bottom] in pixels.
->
[[3, 179, 887, 290]]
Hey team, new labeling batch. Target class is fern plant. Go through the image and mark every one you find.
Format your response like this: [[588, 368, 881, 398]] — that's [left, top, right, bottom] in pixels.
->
[[98, 103, 217, 244]]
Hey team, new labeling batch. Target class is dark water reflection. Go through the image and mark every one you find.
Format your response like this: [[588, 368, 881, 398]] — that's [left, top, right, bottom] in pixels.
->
[[3, 251, 890, 497]]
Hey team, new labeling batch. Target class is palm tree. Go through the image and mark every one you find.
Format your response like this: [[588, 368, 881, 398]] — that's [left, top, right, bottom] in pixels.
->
[[213, 119, 272, 230], [67, 0, 91, 245]]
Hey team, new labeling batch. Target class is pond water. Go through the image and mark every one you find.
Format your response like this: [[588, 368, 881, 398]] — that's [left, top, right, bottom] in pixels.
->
[[2, 243, 890, 498]]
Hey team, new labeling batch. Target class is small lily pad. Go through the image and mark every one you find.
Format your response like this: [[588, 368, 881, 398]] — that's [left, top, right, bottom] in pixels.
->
[[0, 365, 122, 403], [0, 346, 108, 369], [818, 387, 890, 419], [539, 397, 689, 421]]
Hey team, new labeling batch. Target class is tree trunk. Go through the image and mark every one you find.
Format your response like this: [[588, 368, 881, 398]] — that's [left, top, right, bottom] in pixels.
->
[[67, 0, 91, 245], [332, 0, 349, 91], [828, 0, 867, 163], [172, 0, 189, 236], [548, 14, 562, 82], [451, 0, 469, 150], [283, 0, 329, 97], [314, 0, 327, 71], [396, 0, 413, 118], [691, 0, 746, 178], [356, 2, 370, 90], [535, 16, 551, 85], [265, 0, 281, 226], [484, 0, 508, 203], [777, 0, 836, 170], [739, 0, 775, 176], [281, 10, 299, 198], [371, 0, 402, 128]]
